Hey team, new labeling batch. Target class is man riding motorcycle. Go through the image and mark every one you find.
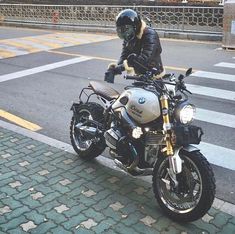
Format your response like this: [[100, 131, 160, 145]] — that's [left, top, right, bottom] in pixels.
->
[[105, 8, 165, 83]]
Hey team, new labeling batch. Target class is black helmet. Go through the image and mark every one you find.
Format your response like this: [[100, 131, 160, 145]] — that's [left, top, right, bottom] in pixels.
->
[[116, 9, 141, 42]]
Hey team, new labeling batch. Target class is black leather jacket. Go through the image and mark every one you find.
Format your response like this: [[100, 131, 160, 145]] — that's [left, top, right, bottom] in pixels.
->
[[118, 24, 164, 75]]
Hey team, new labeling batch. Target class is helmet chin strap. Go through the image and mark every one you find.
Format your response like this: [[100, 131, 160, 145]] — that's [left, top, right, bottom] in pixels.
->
[[125, 35, 137, 50]]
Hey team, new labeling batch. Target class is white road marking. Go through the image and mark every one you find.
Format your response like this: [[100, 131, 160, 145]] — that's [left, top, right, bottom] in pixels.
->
[[196, 108, 235, 128], [192, 71, 235, 82], [0, 57, 92, 83], [214, 62, 235, 69], [187, 84, 235, 101], [199, 142, 235, 171]]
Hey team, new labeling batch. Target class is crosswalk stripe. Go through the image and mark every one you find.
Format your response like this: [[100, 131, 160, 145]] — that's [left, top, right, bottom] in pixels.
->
[[199, 142, 235, 171], [0, 56, 92, 82], [187, 84, 235, 101], [0, 48, 16, 58], [192, 71, 235, 82], [22, 37, 62, 49], [196, 108, 235, 128], [1, 40, 39, 53], [0, 44, 26, 56], [214, 62, 235, 69]]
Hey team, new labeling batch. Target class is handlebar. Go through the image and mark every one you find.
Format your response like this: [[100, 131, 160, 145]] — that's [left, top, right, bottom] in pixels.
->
[[124, 75, 140, 80]]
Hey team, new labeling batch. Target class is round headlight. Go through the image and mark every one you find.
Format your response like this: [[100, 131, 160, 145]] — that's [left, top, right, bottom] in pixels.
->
[[179, 105, 195, 124]]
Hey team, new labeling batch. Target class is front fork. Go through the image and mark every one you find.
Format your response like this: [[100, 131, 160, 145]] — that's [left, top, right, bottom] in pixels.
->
[[160, 95, 182, 175]]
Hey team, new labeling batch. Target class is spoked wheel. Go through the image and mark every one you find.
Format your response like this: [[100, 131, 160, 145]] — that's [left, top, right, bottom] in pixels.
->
[[70, 103, 105, 160], [152, 151, 215, 222]]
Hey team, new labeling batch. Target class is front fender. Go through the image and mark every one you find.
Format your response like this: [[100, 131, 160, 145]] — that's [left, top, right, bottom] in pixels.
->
[[180, 145, 200, 154]]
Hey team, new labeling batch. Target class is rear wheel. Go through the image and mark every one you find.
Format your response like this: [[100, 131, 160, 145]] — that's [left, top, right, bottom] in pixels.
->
[[70, 103, 105, 160], [152, 151, 215, 222]]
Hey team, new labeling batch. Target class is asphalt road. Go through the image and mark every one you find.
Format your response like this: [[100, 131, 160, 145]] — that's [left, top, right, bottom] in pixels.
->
[[0, 26, 235, 204]]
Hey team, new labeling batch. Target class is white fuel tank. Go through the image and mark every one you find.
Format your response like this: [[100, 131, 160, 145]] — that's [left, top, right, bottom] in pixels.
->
[[112, 88, 161, 124]]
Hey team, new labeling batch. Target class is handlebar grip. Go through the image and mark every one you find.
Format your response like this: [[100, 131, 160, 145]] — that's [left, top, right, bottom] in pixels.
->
[[124, 75, 139, 80]]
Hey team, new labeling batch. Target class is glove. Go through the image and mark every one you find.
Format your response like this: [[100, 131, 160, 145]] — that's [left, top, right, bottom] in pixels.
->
[[108, 63, 124, 75], [104, 70, 115, 83], [127, 53, 137, 67]]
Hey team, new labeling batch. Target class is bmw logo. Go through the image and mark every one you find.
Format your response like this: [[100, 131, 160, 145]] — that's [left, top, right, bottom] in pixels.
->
[[138, 97, 146, 104]]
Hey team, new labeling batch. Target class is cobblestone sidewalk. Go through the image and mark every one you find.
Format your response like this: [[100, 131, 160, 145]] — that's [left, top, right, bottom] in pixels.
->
[[0, 127, 235, 234]]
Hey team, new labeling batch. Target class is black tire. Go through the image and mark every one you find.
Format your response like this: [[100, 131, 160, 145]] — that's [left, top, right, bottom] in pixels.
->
[[70, 102, 106, 160], [152, 150, 215, 222]]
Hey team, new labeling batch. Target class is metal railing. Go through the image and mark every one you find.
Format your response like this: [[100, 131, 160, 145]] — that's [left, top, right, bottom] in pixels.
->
[[0, 4, 223, 33]]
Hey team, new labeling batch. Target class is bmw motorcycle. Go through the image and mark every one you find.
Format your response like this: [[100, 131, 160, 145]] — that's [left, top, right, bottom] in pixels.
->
[[70, 67, 215, 222]]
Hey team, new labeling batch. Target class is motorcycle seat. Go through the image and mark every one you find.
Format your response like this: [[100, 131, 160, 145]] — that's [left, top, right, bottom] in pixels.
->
[[89, 81, 119, 101]]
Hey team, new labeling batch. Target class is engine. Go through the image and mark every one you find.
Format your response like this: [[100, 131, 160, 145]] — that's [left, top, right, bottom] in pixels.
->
[[104, 128, 122, 150]]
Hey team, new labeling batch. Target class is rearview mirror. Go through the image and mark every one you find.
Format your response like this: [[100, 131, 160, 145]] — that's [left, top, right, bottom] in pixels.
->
[[185, 68, 193, 77]]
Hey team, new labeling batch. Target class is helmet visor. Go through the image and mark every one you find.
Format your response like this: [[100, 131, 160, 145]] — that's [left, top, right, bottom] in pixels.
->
[[116, 25, 135, 41]]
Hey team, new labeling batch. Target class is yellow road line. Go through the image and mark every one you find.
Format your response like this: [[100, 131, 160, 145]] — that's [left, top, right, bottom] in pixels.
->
[[0, 49, 16, 58], [1, 40, 39, 53], [0, 109, 42, 131], [48, 50, 198, 72]]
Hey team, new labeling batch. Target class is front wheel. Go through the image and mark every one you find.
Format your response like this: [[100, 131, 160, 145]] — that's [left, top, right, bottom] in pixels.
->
[[152, 151, 215, 222]]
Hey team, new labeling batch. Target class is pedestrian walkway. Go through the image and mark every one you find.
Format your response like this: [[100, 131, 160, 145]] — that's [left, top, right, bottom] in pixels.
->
[[0, 126, 235, 233]]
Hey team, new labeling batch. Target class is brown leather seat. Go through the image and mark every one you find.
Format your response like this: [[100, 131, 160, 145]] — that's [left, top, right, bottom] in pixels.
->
[[89, 81, 119, 101]]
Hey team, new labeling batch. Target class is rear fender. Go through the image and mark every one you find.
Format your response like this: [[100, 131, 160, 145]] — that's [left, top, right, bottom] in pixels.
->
[[70, 102, 82, 120]]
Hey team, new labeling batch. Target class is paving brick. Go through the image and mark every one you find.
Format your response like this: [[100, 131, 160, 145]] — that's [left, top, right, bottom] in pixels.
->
[[0, 171, 17, 180], [45, 210, 68, 224], [103, 207, 122, 222], [114, 222, 142, 234], [63, 204, 87, 218], [9, 181, 22, 188], [52, 183, 71, 194], [92, 217, 116, 233], [36, 200, 60, 213], [93, 196, 114, 211], [50, 226, 71, 234], [121, 211, 145, 226], [193, 219, 220, 233], [211, 212, 232, 227], [140, 215, 157, 227], [0, 206, 11, 215], [46, 175, 64, 186], [19, 161, 30, 167], [31, 192, 44, 200], [59, 179, 72, 186], [20, 220, 37, 232], [1, 216, 27, 232], [5, 206, 30, 220], [17, 181, 39, 193], [24, 210, 46, 225], [30, 221, 57, 234], [219, 223, 235, 234], [39, 192, 61, 203], [82, 189, 96, 198], [62, 214, 87, 230], [82, 208, 105, 222], [54, 204, 70, 213], [2, 197, 22, 209], [109, 202, 124, 211], [1, 186, 18, 196]]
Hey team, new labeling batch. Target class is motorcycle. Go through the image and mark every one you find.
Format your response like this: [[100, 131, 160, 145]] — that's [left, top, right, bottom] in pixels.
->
[[70, 66, 215, 222]]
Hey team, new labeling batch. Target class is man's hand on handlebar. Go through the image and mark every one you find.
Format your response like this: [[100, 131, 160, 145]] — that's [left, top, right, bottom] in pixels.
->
[[104, 64, 125, 83]]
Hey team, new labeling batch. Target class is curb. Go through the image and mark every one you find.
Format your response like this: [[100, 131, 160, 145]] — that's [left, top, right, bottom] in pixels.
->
[[1, 21, 223, 42], [0, 119, 234, 218]]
